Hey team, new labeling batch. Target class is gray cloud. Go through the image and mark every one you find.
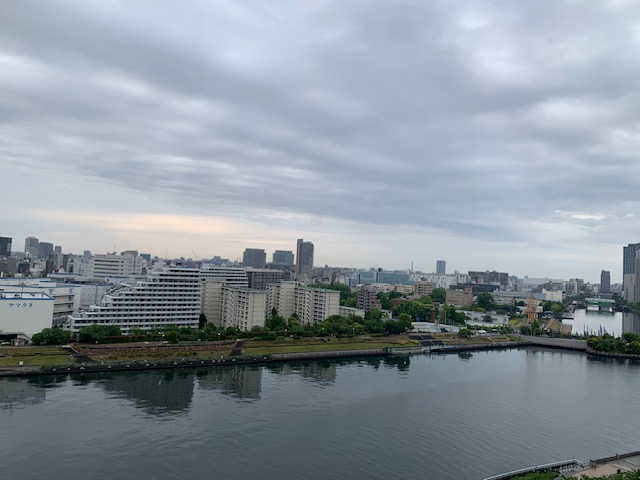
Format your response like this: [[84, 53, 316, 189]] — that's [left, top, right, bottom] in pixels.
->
[[3, 0, 640, 278]]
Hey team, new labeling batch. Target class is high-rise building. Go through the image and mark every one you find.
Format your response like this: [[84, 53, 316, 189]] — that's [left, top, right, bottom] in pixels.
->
[[295, 239, 314, 276], [24, 237, 39, 258], [272, 250, 294, 266], [294, 285, 339, 325], [436, 260, 446, 275], [623, 243, 640, 301], [600, 270, 611, 294], [0, 237, 12, 257], [242, 248, 266, 268], [38, 242, 54, 259]]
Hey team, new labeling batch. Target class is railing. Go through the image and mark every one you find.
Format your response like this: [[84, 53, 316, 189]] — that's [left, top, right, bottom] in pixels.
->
[[483, 459, 584, 480]]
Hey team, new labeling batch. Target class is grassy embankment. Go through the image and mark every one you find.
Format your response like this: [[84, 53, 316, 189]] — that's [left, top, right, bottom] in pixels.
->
[[1, 333, 521, 367], [0, 346, 75, 367]]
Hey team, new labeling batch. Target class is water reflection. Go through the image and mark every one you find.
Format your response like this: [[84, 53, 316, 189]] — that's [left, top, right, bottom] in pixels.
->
[[97, 369, 195, 415], [0, 377, 47, 409], [197, 365, 262, 400], [457, 352, 473, 362], [563, 310, 640, 337], [266, 360, 338, 384]]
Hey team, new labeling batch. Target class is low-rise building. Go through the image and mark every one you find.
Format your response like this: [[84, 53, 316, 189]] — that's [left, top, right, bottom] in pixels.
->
[[0, 291, 54, 337], [0, 278, 80, 325], [445, 287, 473, 308]]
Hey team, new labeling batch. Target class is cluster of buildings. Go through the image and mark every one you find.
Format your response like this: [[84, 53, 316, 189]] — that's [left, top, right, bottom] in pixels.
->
[[0, 235, 338, 342], [240, 238, 314, 277], [1, 232, 636, 344]]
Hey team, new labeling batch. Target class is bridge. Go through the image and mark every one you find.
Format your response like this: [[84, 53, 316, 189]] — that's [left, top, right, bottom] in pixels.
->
[[483, 459, 585, 480]]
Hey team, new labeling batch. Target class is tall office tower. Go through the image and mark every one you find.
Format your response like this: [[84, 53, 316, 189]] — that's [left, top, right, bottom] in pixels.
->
[[38, 242, 54, 259], [0, 237, 11, 257], [242, 248, 266, 268], [295, 239, 314, 276], [436, 260, 446, 275], [272, 250, 294, 266], [623, 243, 640, 301], [25, 237, 39, 257], [54, 245, 62, 254], [600, 270, 611, 294]]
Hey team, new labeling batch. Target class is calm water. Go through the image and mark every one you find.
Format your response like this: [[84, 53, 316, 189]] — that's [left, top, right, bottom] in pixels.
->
[[564, 309, 640, 337], [2, 349, 640, 480]]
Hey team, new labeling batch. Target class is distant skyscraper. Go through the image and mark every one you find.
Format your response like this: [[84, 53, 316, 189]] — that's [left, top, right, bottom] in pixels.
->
[[0, 237, 11, 257], [600, 270, 611, 294], [24, 236, 39, 257], [54, 245, 62, 254], [242, 248, 266, 269], [38, 242, 54, 259], [272, 250, 294, 266], [623, 243, 640, 301], [436, 260, 446, 275], [295, 239, 314, 276]]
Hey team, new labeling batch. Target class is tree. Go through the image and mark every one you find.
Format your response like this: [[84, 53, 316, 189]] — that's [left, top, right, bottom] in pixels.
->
[[78, 324, 121, 343], [31, 327, 71, 345], [475, 293, 496, 311], [377, 292, 391, 310], [458, 328, 472, 338], [482, 314, 493, 323], [364, 308, 382, 321], [364, 318, 384, 333], [165, 330, 179, 344], [431, 288, 446, 304], [287, 315, 300, 328], [398, 313, 412, 326], [198, 313, 208, 329], [265, 314, 286, 331]]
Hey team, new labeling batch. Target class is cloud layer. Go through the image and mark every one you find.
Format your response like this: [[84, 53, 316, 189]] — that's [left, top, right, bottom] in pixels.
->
[[3, 0, 640, 281]]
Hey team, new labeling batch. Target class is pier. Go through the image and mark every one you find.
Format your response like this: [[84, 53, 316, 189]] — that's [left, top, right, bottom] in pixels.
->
[[483, 459, 584, 480]]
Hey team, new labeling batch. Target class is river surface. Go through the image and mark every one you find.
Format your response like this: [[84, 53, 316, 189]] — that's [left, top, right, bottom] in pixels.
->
[[2, 348, 640, 480], [564, 309, 640, 337]]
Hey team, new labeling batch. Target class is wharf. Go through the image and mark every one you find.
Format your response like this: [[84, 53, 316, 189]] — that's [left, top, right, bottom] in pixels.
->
[[484, 450, 640, 479], [519, 335, 587, 351]]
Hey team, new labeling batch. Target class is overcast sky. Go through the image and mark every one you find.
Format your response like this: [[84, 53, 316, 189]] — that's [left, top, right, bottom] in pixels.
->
[[3, 0, 640, 282]]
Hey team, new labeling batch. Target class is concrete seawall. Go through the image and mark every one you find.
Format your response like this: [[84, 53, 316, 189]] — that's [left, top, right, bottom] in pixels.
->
[[0, 341, 530, 377]]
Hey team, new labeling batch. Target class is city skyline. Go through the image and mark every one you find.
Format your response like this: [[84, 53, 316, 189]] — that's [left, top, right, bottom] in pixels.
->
[[4, 1, 640, 283], [2, 232, 623, 284]]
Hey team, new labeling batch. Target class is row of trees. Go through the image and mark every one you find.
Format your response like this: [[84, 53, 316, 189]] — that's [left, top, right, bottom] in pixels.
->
[[31, 322, 242, 345], [587, 333, 640, 355]]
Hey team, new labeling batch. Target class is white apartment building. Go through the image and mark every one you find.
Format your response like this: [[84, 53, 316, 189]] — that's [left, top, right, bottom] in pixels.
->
[[409, 272, 468, 290], [266, 281, 300, 319], [67, 267, 202, 334], [200, 264, 249, 288], [87, 253, 142, 279], [221, 287, 266, 331], [0, 291, 54, 337], [202, 281, 267, 331], [294, 286, 340, 325], [0, 279, 80, 325], [201, 280, 224, 326]]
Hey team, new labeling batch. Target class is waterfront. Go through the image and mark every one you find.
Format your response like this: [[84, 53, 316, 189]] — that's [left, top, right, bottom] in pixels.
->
[[2, 348, 640, 480], [564, 309, 640, 337]]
